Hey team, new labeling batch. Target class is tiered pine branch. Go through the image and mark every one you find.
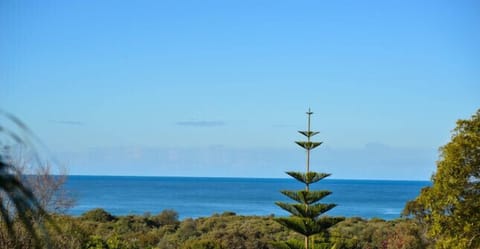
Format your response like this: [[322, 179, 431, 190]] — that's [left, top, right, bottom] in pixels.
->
[[274, 109, 343, 249]]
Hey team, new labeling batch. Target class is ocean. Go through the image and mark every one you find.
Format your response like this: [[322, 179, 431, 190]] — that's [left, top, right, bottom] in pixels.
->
[[65, 176, 429, 220]]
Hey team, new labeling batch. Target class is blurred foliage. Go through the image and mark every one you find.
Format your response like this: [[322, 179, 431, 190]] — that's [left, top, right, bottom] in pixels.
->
[[82, 208, 117, 223], [0, 110, 57, 249]]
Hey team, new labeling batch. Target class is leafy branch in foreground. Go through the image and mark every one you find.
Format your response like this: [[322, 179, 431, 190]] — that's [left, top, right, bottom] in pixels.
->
[[274, 110, 343, 249], [0, 110, 54, 248]]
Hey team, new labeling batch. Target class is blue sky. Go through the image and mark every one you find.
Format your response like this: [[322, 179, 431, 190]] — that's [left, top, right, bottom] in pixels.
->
[[1, 0, 479, 180]]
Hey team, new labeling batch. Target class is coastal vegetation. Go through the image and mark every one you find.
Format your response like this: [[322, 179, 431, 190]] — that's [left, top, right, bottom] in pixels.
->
[[0, 209, 427, 249]]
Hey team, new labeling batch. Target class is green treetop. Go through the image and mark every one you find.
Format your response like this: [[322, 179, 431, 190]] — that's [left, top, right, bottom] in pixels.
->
[[404, 108, 480, 249], [275, 110, 342, 249]]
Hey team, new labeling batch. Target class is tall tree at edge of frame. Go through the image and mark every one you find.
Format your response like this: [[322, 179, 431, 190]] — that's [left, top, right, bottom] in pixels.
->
[[404, 108, 480, 249]]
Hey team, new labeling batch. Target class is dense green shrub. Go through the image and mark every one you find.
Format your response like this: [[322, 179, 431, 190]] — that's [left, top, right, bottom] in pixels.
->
[[82, 208, 116, 222], [152, 209, 179, 226], [329, 218, 426, 249]]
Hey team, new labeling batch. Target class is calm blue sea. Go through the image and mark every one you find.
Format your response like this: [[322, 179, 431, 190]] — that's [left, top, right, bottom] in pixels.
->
[[65, 176, 429, 220]]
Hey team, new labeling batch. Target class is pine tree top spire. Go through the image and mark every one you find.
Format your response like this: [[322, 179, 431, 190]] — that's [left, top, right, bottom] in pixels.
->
[[306, 108, 313, 115], [298, 109, 320, 138], [296, 109, 323, 176], [307, 108, 313, 133]]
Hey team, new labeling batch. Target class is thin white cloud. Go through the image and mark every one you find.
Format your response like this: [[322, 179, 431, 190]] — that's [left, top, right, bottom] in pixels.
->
[[49, 120, 85, 126], [271, 124, 296, 128], [175, 120, 225, 127]]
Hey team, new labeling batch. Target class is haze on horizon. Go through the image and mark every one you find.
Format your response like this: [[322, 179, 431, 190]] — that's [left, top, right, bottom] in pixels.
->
[[1, 1, 479, 180]]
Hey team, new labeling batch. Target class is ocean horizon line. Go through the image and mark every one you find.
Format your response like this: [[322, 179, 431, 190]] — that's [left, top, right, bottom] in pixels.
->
[[65, 174, 431, 183]]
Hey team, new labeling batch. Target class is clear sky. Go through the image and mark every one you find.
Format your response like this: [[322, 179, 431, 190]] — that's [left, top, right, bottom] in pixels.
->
[[1, 0, 479, 180]]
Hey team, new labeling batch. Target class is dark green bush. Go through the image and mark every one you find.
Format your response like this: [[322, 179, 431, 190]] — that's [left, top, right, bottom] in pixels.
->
[[82, 208, 116, 222], [152, 209, 179, 227]]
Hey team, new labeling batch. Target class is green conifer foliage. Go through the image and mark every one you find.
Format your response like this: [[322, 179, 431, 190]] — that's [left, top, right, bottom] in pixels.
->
[[275, 110, 342, 249]]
